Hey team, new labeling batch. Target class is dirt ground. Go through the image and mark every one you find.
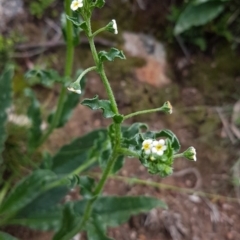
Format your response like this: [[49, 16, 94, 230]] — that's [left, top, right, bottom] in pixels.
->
[[2, 0, 240, 239]]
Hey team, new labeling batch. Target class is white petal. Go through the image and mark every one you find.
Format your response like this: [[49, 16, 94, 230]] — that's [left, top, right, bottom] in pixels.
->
[[152, 140, 158, 147], [152, 147, 157, 153], [145, 149, 151, 155], [159, 139, 165, 145], [162, 145, 167, 151], [156, 150, 163, 156]]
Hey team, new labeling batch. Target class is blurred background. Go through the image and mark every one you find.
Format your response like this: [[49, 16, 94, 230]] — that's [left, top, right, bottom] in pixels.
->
[[1, 0, 240, 239]]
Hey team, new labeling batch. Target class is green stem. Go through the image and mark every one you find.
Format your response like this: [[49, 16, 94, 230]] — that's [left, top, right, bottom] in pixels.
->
[[75, 66, 97, 83], [91, 27, 106, 38], [173, 153, 184, 159], [118, 148, 139, 158], [36, 0, 74, 149], [124, 107, 166, 120], [86, 18, 119, 114]]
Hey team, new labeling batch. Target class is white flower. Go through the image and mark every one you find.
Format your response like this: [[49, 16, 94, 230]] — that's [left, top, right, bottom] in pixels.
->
[[71, 0, 83, 11], [112, 19, 118, 34], [67, 87, 81, 94], [142, 139, 153, 155], [152, 139, 167, 156]]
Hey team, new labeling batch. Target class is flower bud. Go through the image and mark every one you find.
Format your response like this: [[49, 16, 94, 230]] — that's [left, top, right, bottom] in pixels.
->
[[161, 101, 173, 114], [106, 19, 118, 34], [183, 146, 197, 161], [67, 81, 81, 94]]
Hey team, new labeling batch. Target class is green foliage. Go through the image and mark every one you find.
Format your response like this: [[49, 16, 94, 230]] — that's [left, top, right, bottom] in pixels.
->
[[82, 95, 116, 118], [74, 196, 167, 227], [51, 129, 108, 175], [0, 170, 59, 216], [48, 92, 80, 128], [0, 66, 13, 163], [93, 0, 106, 8], [24, 89, 42, 151], [98, 48, 126, 62], [0, 232, 18, 240], [25, 69, 64, 88], [66, 15, 88, 32], [29, 0, 56, 18]]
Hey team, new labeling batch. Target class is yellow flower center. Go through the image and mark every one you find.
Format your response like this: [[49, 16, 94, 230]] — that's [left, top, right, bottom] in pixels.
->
[[143, 143, 151, 150]]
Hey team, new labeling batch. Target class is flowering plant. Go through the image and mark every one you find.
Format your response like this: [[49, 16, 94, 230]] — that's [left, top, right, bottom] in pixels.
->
[[0, 0, 196, 239]]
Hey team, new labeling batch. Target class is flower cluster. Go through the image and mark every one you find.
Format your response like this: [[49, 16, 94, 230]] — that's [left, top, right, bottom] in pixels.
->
[[142, 139, 167, 157], [71, 0, 83, 11]]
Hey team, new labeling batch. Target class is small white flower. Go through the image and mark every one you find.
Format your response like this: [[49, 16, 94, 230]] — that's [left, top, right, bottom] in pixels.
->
[[112, 19, 118, 34], [142, 139, 153, 155], [67, 87, 81, 94], [71, 0, 83, 11], [152, 139, 167, 156]]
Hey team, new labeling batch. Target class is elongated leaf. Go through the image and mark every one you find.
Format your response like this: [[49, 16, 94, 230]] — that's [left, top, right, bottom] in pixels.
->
[[51, 129, 108, 175], [25, 69, 63, 88], [0, 232, 18, 240], [0, 170, 58, 216], [9, 206, 62, 231], [174, 1, 225, 35], [73, 196, 167, 227], [0, 66, 13, 163], [25, 89, 42, 151], [81, 95, 115, 118], [98, 48, 126, 62], [53, 203, 81, 240]]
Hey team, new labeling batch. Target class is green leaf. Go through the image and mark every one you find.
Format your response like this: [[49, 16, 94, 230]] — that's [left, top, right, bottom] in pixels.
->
[[79, 176, 95, 199], [73, 196, 167, 227], [174, 1, 225, 35], [81, 95, 115, 118], [66, 15, 88, 32], [9, 206, 62, 231], [51, 129, 108, 175], [112, 155, 125, 174], [0, 66, 13, 163], [61, 13, 80, 46], [155, 129, 180, 153], [98, 48, 126, 62], [0, 232, 18, 240], [87, 216, 113, 240], [53, 203, 81, 240], [48, 92, 80, 128], [93, 0, 106, 8], [25, 69, 63, 88], [0, 170, 58, 216], [24, 89, 42, 151]]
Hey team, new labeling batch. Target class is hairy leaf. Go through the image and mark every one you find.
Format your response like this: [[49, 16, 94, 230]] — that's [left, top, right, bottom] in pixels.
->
[[25, 89, 42, 151], [0, 170, 58, 216], [0, 66, 13, 163], [73, 196, 167, 227], [98, 48, 126, 62], [51, 129, 108, 175], [174, 1, 225, 35], [0, 232, 18, 240], [81, 95, 115, 118]]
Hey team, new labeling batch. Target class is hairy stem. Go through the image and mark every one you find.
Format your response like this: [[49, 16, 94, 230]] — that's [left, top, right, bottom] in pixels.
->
[[35, 0, 74, 149]]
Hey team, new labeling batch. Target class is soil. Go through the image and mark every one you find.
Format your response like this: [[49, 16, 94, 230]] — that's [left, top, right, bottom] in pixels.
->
[[2, 0, 240, 240]]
